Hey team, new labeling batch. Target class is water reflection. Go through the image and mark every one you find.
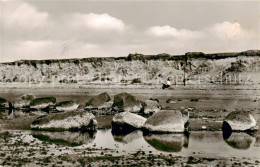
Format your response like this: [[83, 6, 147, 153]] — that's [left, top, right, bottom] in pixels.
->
[[32, 131, 96, 147], [112, 130, 143, 144], [223, 131, 255, 150], [255, 135, 260, 147], [144, 133, 189, 152]]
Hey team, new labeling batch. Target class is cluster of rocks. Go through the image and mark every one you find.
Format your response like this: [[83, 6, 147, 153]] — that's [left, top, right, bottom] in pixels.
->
[[0, 92, 258, 134], [112, 110, 189, 134]]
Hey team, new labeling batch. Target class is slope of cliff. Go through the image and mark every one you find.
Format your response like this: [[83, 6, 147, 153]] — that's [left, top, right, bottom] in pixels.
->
[[0, 50, 259, 86]]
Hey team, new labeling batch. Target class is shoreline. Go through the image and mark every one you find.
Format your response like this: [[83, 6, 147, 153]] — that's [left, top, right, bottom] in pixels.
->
[[1, 83, 260, 91]]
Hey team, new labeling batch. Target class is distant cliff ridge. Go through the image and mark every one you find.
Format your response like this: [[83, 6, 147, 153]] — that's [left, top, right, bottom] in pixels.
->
[[0, 50, 260, 85]]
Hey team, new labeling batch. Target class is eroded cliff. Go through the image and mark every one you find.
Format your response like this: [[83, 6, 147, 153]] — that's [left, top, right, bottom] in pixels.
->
[[0, 50, 259, 86]]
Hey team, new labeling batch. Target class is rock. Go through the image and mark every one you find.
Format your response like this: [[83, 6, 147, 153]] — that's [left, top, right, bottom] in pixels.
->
[[32, 131, 96, 147], [144, 133, 189, 152], [113, 130, 143, 144], [253, 96, 260, 102], [112, 92, 143, 113], [223, 111, 258, 131], [56, 101, 79, 112], [149, 98, 159, 103], [31, 111, 97, 131], [166, 98, 176, 103], [143, 110, 186, 133], [224, 132, 254, 149], [143, 100, 161, 115], [201, 126, 207, 130], [0, 97, 9, 108], [112, 112, 146, 134], [14, 94, 36, 108], [30, 97, 56, 110], [85, 92, 112, 109]]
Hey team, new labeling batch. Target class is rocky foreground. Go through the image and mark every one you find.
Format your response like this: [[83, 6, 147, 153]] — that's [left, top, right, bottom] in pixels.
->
[[0, 88, 259, 166]]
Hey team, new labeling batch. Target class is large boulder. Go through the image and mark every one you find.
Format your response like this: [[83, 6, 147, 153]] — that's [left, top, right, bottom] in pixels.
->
[[144, 133, 189, 152], [56, 101, 79, 112], [14, 94, 36, 109], [112, 112, 146, 134], [32, 131, 96, 147], [85, 92, 112, 110], [30, 97, 56, 110], [143, 110, 186, 133], [143, 100, 161, 115], [223, 111, 258, 131], [112, 93, 143, 113], [0, 97, 9, 109], [31, 111, 97, 131]]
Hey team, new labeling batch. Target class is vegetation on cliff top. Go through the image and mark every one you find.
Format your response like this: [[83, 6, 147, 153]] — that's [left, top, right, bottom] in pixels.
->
[[2, 50, 259, 65]]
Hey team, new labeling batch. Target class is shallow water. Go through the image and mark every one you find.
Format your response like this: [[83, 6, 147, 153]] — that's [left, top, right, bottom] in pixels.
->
[[29, 129, 260, 160]]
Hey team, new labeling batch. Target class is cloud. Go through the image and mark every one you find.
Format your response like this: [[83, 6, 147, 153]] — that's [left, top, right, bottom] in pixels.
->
[[70, 13, 125, 32], [2, 2, 49, 29], [210, 22, 246, 40], [1, 2, 258, 64], [147, 25, 201, 40]]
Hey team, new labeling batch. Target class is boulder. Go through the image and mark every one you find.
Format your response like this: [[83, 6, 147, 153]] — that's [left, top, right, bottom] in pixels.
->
[[223, 111, 258, 131], [112, 92, 143, 113], [112, 112, 146, 134], [85, 92, 112, 109], [0, 97, 9, 109], [30, 97, 56, 110], [56, 101, 79, 112], [143, 110, 186, 133], [14, 94, 36, 108], [31, 111, 97, 131], [143, 100, 161, 115], [144, 133, 189, 152], [32, 131, 96, 147]]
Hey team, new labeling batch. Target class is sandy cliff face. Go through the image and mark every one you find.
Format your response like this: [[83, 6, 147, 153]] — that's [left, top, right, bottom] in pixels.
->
[[0, 51, 259, 86]]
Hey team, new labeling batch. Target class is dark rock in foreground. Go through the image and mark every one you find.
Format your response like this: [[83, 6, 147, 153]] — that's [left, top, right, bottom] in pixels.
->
[[56, 101, 79, 112], [30, 97, 56, 110], [31, 111, 97, 131], [112, 92, 143, 113], [143, 110, 186, 133], [85, 92, 112, 110], [223, 111, 258, 131], [14, 94, 36, 109], [144, 133, 189, 152]]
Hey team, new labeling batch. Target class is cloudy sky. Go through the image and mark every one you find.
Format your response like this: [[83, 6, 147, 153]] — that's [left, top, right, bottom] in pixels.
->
[[0, 0, 259, 62]]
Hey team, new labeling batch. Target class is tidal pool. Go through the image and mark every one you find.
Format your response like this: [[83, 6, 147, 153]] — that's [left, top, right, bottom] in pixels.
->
[[30, 129, 260, 160]]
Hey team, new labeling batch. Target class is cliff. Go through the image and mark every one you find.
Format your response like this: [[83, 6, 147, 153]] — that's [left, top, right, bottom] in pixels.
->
[[0, 50, 260, 86]]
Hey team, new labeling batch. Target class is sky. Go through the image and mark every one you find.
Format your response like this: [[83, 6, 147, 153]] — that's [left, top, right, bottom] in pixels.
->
[[0, 0, 260, 62]]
